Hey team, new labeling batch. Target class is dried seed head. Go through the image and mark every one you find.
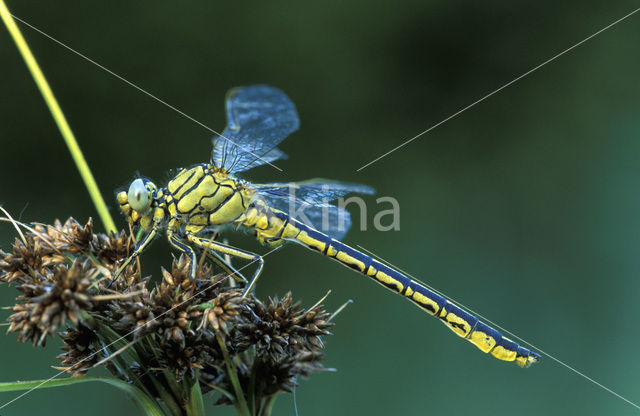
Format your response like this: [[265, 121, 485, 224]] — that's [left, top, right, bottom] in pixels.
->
[[210, 292, 335, 400], [198, 289, 245, 334], [232, 292, 333, 362], [2, 218, 340, 407], [56, 324, 102, 376], [158, 334, 219, 380], [91, 230, 134, 271], [1, 217, 136, 287], [6, 259, 97, 346], [103, 255, 245, 380], [260, 351, 327, 395], [33, 218, 94, 254], [0, 236, 59, 285]]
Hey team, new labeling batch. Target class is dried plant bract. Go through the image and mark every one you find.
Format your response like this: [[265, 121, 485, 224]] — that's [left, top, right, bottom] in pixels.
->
[[1, 217, 340, 415]]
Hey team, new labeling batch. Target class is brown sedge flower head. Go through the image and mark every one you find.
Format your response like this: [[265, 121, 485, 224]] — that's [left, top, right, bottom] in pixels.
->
[[233, 292, 333, 361], [104, 254, 249, 380], [90, 229, 133, 272], [0, 232, 63, 285], [198, 288, 246, 335], [2, 217, 339, 409], [210, 292, 335, 402], [1, 217, 135, 285], [56, 324, 104, 376], [33, 217, 94, 254], [6, 258, 97, 346], [0, 217, 136, 346]]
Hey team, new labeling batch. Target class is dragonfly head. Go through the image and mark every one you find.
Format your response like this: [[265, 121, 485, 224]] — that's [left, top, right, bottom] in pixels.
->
[[117, 178, 158, 230]]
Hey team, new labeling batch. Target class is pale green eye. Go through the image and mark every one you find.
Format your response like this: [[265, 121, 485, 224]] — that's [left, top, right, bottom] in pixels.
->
[[128, 179, 151, 213]]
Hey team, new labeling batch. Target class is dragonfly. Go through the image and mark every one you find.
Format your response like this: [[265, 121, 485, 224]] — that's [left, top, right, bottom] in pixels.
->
[[115, 85, 540, 368]]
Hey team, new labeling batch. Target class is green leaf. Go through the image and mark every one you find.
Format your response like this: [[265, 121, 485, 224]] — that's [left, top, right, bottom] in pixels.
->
[[0, 377, 165, 416], [186, 372, 206, 416], [201, 382, 235, 402]]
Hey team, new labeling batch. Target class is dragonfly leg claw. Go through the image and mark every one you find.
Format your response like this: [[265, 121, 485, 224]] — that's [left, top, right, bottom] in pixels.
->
[[109, 226, 158, 287], [243, 304, 261, 323]]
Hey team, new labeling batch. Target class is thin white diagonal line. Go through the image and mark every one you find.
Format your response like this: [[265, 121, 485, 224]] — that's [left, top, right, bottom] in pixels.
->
[[356, 244, 640, 411], [356, 7, 640, 172], [8, 13, 283, 172], [0, 245, 283, 410]]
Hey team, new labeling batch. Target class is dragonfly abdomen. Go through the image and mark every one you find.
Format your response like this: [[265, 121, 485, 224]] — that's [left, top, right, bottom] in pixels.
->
[[274, 214, 540, 367]]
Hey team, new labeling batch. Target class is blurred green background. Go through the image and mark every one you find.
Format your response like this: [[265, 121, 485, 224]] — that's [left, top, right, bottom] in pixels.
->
[[1, 1, 640, 415]]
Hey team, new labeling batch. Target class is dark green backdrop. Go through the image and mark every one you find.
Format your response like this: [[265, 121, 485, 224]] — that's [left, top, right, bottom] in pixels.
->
[[2, 1, 640, 415]]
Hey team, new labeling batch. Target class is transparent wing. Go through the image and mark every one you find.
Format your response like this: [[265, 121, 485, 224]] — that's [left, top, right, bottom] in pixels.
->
[[256, 180, 375, 205], [211, 85, 299, 173], [255, 180, 375, 240]]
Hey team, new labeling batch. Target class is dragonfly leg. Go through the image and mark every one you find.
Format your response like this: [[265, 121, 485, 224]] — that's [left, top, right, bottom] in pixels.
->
[[203, 249, 249, 285], [111, 226, 158, 285], [222, 239, 233, 266], [187, 234, 263, 298], [167, 229, 198, 279]]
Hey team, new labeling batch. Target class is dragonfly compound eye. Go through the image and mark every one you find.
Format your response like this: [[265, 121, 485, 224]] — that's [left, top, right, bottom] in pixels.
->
[[128, 178, 152, 213]]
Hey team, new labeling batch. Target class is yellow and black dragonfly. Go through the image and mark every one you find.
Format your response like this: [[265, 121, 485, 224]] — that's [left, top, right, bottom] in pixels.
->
[[116, 85, 539, 367]]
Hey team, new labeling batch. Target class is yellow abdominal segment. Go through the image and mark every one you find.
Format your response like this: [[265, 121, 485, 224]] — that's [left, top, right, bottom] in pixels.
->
[[237, 205, 539, 367]]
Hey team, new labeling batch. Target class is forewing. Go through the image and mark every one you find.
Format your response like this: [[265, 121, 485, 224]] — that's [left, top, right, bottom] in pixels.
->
[[211, 85, 299, 172]]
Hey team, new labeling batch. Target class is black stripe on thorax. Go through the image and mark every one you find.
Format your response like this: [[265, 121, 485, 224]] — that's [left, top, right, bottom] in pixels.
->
[[207, 189, 241, 216], [191, 184, 220, 213], [181, 179, 236, 216], [171, 168, 199, 197], [178, 175, 208, 203]]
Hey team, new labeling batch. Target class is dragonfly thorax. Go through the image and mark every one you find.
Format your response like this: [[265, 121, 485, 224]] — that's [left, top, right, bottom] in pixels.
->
[[164, 164, 255, 228]]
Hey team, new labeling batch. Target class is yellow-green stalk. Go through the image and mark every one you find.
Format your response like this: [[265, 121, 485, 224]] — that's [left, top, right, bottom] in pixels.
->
[[0, 0, 116, 234]]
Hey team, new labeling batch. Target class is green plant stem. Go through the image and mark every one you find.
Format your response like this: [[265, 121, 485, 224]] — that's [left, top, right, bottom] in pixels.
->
[[248, 360, 259, 415], [161, 369, 185, 408], [0, 0, 117, 234], [148, 373, 182, 416], [138, 338, 183, 415], [260, 394, 279, 416], [216, 332, 251, 416]]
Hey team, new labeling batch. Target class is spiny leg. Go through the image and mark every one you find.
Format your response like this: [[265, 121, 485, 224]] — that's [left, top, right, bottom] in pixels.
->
[[203, 250, 248, 286], [222, 238, 239, 287], [203, 244, 260, 322], [111, 226, 158, 285], [222, 239, 232, 266], [167, 229, 198, 278], [187, 234, 263, 297], [192, 231, 247, 285]]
